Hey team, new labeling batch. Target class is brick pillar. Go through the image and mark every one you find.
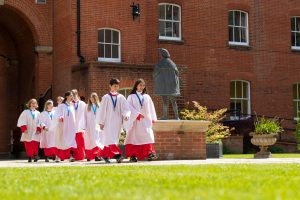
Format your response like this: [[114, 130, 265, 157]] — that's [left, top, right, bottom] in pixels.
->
[[153, 120, 210, 160]]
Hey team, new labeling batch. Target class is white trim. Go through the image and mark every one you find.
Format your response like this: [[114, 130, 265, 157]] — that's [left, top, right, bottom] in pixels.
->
[[291, 46, 300, 50], [158, 3, 182, 41], [228, 10, 249, 45], [97, 28, 121, 63], [230, 80, 251, 116], [35, 0, 46, 4]]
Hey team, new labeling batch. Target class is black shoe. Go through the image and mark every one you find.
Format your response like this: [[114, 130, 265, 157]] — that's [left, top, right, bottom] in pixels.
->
[[95, 157, 102, 162], [115, 154, 124, 163], [34, 155, 39, 162], [103, 157, 111, 163], [129, 156, 138, 162], [28, 157, 32, 163], [45, 157, 49, 162], [52, 156, 56, 161], [148, 153, 158, 161], [87, 159, 91, 162]]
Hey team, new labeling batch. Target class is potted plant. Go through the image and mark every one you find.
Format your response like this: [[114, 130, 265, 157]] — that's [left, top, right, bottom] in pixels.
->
[[250, 116, 283, 158], [180, 101, 231, 158]]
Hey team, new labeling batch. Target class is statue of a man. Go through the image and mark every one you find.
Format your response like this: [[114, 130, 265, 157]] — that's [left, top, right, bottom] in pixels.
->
[[153, 48, 180, 120]]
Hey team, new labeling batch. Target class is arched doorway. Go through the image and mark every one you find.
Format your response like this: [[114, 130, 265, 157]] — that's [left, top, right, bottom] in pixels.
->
[[0, 5, 37, 157]]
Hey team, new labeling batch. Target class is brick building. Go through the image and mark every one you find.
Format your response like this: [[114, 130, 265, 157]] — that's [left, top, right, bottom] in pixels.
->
[[0, 0, 300, 156]]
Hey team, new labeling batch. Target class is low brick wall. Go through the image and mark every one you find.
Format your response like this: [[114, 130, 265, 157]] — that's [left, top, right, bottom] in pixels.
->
[[153, 120, 209, 160]]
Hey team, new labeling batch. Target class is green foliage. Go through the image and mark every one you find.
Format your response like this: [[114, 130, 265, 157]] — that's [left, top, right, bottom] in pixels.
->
[[296, 120, 300, 150], [180, 101, 231, 143], [254, 116, 283, 135]]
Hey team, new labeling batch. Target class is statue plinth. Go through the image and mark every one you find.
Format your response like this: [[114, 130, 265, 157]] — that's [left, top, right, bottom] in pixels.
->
[[153, 120, 210, 160]]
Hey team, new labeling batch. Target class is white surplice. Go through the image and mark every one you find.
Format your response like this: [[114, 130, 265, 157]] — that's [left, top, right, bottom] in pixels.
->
[[98, 93, 131, 146], [84, 104, 103, 150], [73, 100, 86, 133], [39, 110, 56, 148], [52, 103, 77, 150], [17, 109, 40, 142], [125, 93, 157, 145]]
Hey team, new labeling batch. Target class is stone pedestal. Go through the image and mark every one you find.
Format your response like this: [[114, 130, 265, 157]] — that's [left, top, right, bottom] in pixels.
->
[[153, 120, 210, 160]]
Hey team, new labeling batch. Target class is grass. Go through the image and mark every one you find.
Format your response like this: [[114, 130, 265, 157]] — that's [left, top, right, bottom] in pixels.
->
[[223, 153, 300, 159], [0, 164, 300, 200]]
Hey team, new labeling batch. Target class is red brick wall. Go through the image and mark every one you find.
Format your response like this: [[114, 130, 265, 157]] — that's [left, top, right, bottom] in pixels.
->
[[154, 131, 206, 160]]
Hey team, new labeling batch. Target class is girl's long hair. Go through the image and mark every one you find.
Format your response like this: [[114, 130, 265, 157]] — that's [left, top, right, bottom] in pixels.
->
[[44, 100, 54, 111], [130, 79, 147, 95], [62, 91, 72, 104], [87, 92, 100, 111]]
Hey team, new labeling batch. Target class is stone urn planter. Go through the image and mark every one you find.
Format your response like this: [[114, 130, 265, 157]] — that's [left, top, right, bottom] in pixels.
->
[[250, 133, 277, 158]]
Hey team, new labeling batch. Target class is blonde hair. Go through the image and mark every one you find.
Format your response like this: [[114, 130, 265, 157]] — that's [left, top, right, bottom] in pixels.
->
[[71, 89, 79, 97], [26, 99, 38, 109], [88, 93, 100, 111], [56, 96, 64, 103], [44, 100, 54, 111]]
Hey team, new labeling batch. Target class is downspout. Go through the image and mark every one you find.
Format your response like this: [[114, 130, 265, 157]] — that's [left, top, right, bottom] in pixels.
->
[[76, 0, 85, 64]]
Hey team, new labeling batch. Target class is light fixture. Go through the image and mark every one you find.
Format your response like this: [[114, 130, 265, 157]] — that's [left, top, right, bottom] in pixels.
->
[[130, 2, 140, 20]]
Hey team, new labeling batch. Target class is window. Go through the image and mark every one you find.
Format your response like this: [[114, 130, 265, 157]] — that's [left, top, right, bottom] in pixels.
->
[[98, 28, 120, 62], [159, 3, 181, 40], [230, 80, 251, 119], [228, 10, 249, 45], [36, 0, 46, 4], [291, 17, 300, 50], [293, 83, 300, 119], [119, 87, 132, 99]]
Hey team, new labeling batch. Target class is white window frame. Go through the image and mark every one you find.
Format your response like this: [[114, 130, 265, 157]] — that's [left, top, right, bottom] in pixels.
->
[[230, 80, 251, 120], [293, 83, 300, 120], [158, 3, 182, 41], [228, 10, 249, 46], [119, 87, 132, 99], [35, 0, 46, 4], [97, 28, 121, 63], [291, 17, 300, 50]]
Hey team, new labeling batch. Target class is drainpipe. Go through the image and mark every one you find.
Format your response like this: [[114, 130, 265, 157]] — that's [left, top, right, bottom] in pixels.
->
[[76, 0, 85, 64]]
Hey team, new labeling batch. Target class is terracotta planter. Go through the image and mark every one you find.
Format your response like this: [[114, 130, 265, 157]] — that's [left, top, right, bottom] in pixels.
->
[[250, 133, 277, 158]]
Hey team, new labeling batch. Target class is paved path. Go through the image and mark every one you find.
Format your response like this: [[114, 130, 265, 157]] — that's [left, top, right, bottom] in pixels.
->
[[0, 158, 300, 168]]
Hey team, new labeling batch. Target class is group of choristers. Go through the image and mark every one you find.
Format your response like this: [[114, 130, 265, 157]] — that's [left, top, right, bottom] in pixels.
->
[[17, 78, 158, 163]]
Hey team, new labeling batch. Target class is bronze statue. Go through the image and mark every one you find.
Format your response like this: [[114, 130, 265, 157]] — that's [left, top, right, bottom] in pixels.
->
[[153, 48, 180, 120]]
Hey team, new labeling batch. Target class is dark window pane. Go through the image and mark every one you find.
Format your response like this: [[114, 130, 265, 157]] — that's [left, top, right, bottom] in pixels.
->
[[230, 101, 236, 111], [105, 44, 111, 58], [159, 21, 165, 36], [230, 81, 235, 98], [234, 27, 241, 42], [98, 43, 104, 58], [242, 100, 249, 114], [298, 84, 300, 98], [241, 28, 247, 42], [159, 5, 165, 19], [297, 18, 300, 31], [98, 30, 104, 42], [228, 11, 234, 25], [292, 17, 296, 31], [105, 29, 111, 43], [112, 45, 119, 58], [243, 82, 249, 98], [292, 32, 296, 46], [241, 12, 247, 27], [229, 27, 234, 41], [173, 22, 180, 37], [235, 100, 242, 112], [298, 102, 300, 118], [173, 6, 180, 21], [166, 5, 172, 20], [112, 31, 119, 44], [236, 81, 242, 98], [234, 11, 241, 26], [293, 84, 298, 99], [296, 32, 300, 46], [165, 21, 172, 37]]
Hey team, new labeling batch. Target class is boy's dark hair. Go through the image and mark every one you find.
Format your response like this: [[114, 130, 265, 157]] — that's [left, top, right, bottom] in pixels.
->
[[109, 78, 120, 86], [62, 91, 72, 104]]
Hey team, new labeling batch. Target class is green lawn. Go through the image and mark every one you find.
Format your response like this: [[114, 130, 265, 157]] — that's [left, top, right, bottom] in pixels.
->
[[0, 164, 300, 200], [224, 153, 300, 159]]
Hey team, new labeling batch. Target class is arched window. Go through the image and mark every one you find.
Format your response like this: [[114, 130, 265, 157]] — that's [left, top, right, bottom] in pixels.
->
[[230, 80, 251, 119], [98, 28, 121, 62], [159, 3, 181, 40], [228, 10, 249, 46]]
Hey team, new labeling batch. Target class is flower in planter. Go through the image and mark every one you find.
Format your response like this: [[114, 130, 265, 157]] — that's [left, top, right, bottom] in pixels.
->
[[180, 101, 232, 143], [253, 116, 283, 135]]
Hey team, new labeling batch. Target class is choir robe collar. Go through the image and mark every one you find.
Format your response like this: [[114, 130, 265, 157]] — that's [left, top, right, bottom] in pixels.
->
[[109, 92, 119, 96]]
